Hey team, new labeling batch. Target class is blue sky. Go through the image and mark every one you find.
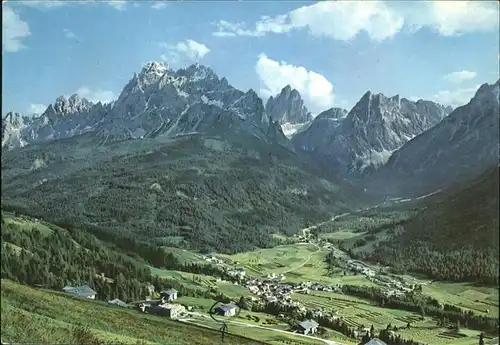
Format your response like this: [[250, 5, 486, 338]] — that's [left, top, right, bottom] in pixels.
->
[[2, 0, 499, 117]]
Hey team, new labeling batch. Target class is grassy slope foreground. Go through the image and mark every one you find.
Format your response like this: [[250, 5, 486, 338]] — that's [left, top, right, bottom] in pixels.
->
[[368, 165, 499, 285], [0, 279, 265, 345], [1, 132, 363, 254]]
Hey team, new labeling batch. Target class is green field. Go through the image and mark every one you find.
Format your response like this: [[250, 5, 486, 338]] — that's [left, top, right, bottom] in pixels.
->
[[218, 243, 320, 277], [293, 290, 485, 345], [2, 213, 54, 236], [149, 266, 251, 298], [220, 242, 376, 287], [320, 231, 366, 240], [422, 282, 499, 317], [0, 279, 264, 345]]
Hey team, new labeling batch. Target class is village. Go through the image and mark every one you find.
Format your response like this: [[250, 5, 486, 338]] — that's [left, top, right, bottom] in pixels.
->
[[59, 231, 419, 345]]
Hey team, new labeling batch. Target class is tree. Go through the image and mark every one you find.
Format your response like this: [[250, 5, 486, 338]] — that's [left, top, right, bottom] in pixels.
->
[[370, 324, 375, 338]]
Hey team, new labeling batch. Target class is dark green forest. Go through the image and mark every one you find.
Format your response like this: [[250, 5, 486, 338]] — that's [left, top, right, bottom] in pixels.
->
[[0, 213, 238, 303], [366, 165, 499, 285], [1, 133, 361, 254]]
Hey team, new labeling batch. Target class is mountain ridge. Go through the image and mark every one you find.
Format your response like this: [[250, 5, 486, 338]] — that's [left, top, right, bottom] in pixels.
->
[[292, 89, 453, 176], [1, 62, 290, 151]]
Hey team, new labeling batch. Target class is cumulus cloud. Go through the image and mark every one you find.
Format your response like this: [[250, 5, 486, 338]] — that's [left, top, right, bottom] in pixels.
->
[[432, 84, 481, 108], [28, 103, 47, 115], [213, 1, 499, 41], [213, 1, 404, 42], [160, 39, 210, 64], [405, 1, 499, 36], [2, 6, 31, 53], [151, 2, 168, 10], [256, 54, 334, 114], [444, 70, 477, 84], [75, 86, 116, 104]]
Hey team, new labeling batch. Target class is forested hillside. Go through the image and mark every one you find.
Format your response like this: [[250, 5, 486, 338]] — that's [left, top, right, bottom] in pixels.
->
[[367, 165, 499, 285], [0, 212, 243, 303], [1, 132, 364, 254]]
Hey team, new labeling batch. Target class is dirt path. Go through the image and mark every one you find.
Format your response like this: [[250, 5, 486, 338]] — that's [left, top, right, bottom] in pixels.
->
[[178, 317, 347, 345]]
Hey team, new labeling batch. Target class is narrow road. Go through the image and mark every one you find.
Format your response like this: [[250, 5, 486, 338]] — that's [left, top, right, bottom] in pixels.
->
[[178, 316, 347, 345], [282, 242, 320, 274]]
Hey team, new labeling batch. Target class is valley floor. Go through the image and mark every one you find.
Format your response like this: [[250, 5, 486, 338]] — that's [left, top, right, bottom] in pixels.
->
[[1, 207, 498, 345]]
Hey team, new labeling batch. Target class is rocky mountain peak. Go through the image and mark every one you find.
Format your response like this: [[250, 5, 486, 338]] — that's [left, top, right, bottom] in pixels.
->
[[140, 61, 168, 77], [315, 108, 348, 120], [50, 94, 92, 116], [3, 112, 23, 127], [265, 85, 312, 124]]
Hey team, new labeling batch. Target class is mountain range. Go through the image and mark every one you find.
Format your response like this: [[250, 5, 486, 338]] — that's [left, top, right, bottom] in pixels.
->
[[1, 60, 498, 252], [1, 62, 367, 253], [292, 92, 454, 176], [2, 62, 290, 151]]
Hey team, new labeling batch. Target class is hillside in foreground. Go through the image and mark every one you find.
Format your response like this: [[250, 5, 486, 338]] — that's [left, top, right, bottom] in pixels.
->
[[0, 279, 264, 345], [367, 165, 499, 285]]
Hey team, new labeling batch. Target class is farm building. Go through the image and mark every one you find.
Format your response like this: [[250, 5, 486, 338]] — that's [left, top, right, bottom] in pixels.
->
[[108, 298, 129, 308], [160, 288, 178, 302], [298, 319, 319, 335], [139, 302, 185, 319], [214, 304, 237, 317], [364, 338, 387, 345], [62, 285, 97, 299]]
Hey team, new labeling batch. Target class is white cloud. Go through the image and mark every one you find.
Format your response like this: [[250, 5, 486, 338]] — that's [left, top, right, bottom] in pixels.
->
[[405, 1, 499, 36], [107, 1, 126, 11], [256, 54, 334, 114], [213, 1, 499, 41], [444, 70, 477, 84], [213, 1, 404, 42], [28, 103, 47, 115], [19, 1, 67, 9], [151, 2, 168, 10], [160, 39, 210, 64], [63, 28, 78, 40], [75, 87, 116, 104], [2, 6, 31, 53], [432, 84, 481, 108]]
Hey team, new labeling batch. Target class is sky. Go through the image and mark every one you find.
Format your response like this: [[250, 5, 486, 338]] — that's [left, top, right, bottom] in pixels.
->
[[2, 0, 499, 117]]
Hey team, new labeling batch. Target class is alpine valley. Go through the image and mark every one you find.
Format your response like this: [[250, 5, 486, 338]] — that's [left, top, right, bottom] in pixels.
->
[[2, 60, 499, 345]]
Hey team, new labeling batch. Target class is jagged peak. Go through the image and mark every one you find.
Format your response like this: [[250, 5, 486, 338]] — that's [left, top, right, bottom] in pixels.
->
[[475, 80, 500, 98], [140, 61, 168, 77], [315, 107, 348, 120], [282, 84, 292, 93], [179, 63, 218, 81]]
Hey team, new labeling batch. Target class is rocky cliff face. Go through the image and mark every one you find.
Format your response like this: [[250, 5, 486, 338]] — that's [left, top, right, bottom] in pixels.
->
[[293, 91, 452, 176], [2, 62, 291, 151], [265, 85, 312, 125], [371, 80, 500, 196]]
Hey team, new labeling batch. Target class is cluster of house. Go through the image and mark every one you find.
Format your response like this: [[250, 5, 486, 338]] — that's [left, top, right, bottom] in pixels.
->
[[227, 267, 246, 278], [62, 284, 133, 309]]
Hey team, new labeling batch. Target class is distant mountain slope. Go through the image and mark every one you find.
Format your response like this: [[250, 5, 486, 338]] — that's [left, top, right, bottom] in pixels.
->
[[292, 91, 452, 176], [368, 165, 499, 285], [372, 80, 499, 197], [1, 130, 363, 254]]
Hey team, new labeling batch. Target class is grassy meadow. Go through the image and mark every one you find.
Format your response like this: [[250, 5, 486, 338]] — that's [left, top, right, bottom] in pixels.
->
[[0, 279, 268, 345]]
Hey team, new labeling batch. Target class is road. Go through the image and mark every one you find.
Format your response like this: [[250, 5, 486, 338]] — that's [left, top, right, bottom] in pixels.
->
[[178, 315, 347, 345], [282, 242, 320, 274]]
